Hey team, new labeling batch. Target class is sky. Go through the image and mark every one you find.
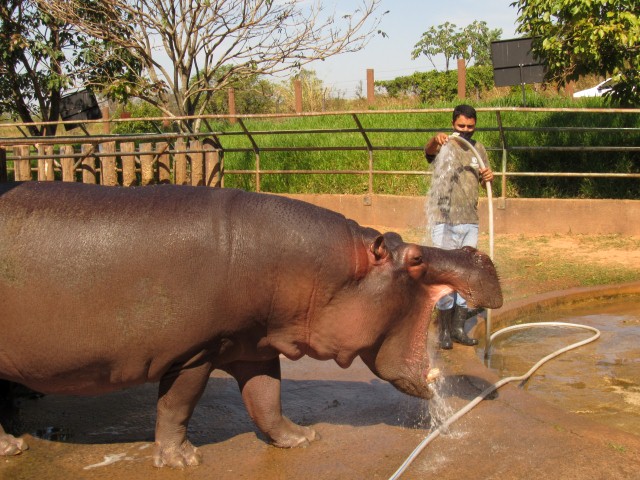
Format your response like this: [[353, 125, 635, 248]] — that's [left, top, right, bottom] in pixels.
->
[[305, 0, 522, 97]]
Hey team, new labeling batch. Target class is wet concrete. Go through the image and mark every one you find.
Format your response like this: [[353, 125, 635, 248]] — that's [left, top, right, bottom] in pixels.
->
[[2, 285, 640, 479], [484, 295, 640, 437]]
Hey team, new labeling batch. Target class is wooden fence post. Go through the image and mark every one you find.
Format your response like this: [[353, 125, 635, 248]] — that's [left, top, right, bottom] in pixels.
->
[[140, 142, 155, 185], [367, 68, 375, 105], [60, 145, 75, 182], [37, 145, 54, 181], [0, 148, 7, 182], [157, 142, 171, 184], [228, 88, 237, 124], [120, 142, 137, 187], [14, 146, 32, 181], [457, 58, 466, 99], [174, 139, 188, 185], [204, 140, 222, 188], [101, 141, 118, 186], [294, 80, 303, 114], [81, 144, 97, 184], [189, 140, 204, 186]]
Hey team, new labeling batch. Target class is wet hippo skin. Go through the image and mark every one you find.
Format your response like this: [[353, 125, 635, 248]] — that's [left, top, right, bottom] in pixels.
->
[[0, 182, 502, 467]]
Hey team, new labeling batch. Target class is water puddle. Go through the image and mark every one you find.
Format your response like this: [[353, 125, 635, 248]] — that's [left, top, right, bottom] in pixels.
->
[[482, 295, 640, 436]]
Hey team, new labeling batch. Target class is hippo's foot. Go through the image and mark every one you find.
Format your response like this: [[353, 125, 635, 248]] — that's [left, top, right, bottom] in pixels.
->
[[269, 416, 319, 448], [153, 439, 202, 468], [0, 433, 28, 456]]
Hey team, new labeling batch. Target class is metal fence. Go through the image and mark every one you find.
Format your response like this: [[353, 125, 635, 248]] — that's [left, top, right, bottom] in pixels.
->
[[1, 107, 639, 201]]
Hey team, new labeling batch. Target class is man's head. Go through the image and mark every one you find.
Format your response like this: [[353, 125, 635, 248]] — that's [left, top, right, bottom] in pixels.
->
[[452, 104, 477, 141]]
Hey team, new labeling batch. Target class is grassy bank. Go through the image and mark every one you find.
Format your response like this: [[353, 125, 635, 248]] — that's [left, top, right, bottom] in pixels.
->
[[214, 103, 640, 199]]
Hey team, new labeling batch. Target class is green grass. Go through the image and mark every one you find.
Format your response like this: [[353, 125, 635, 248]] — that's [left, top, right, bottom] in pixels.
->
[[210, 101, 640, 198], [4, 96, 638, 198]]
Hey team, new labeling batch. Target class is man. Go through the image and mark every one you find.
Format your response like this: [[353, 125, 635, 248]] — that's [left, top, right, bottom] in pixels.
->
[[424, 104, 494, 349]]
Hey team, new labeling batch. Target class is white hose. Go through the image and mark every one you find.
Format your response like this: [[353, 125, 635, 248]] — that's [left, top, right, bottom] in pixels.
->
[[448, 133, 494, 259], [387, 322, 601, 480]]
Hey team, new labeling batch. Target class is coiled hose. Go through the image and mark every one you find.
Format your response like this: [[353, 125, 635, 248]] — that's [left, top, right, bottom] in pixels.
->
[[387, 322, 601, 479]]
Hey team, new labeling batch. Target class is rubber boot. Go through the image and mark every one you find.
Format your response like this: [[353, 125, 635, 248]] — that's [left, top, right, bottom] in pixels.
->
[[437, 308, 454, 350], [451, 306, 479, 346]]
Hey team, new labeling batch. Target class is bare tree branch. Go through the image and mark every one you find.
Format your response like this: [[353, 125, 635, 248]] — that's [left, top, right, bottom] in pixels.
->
[[37, 0, 385, 130]]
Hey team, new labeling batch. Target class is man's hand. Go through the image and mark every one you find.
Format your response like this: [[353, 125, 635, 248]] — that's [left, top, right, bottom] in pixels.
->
[[479, 167, 494, 184], [425, 132, 449, 157], [433, 133, 449, 147]]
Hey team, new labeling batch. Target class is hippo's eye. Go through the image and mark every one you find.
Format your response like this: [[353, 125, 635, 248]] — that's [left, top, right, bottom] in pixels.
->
[[474, 253, 485, 266], [409, 255, 422, 266]]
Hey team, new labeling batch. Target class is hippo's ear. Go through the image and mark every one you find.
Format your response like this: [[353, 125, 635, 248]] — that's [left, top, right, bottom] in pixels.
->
[[369, 235, 389, 263]]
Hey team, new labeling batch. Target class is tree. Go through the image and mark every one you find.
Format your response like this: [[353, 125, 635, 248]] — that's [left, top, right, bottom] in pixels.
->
[[411, 21, 502, 71], [411, 22, 461, 72], [376, 65, 495, 103], [190, 65, 278, 116], [0, 0, 138, 136], [39, 0, 386, 132], [512, 0, 640, 106], [464, 21, 503, 67], [275, 69, 328, 112]]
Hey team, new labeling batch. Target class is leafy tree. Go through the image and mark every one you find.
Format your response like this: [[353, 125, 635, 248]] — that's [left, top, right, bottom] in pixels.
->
[[411, 22, 461, 71], [0, 0, 138, 136], [39, 0, 387, 132], [412, 21, 502, 71], [464, 21, 503, 67], [111, 101, 165, 134], [192, 65, 278, 116], [512, 0, 640, 106]]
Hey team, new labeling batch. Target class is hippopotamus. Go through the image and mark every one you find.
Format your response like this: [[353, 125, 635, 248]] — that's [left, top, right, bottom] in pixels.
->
[[0, 181, 502, 467]]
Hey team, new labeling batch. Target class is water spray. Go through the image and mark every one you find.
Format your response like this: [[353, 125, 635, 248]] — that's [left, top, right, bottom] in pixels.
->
[[447, 133, 495, 356], [388, 138, 602, 478], [388, 322, 601, 479]]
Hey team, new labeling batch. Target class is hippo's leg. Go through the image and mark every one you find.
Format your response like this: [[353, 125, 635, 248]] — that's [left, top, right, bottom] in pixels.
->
[[0, 425, 28, 456], [153, 361, 212, 468], [224, 358, 318, 448]]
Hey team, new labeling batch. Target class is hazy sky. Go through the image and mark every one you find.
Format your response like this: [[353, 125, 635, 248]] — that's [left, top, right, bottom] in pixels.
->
[[306, 0, 522, 97]]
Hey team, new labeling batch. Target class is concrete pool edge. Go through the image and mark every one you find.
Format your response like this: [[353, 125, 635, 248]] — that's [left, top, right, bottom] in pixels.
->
[[478, 280, 640, 332], [415, 280, 640, 478], [463, 279, 640, 399]]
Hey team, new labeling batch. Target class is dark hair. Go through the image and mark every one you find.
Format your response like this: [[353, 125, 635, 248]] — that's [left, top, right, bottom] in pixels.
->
[[453, 104, 477, 122]]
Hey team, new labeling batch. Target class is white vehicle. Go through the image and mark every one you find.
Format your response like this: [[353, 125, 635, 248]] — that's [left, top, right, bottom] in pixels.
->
[[573, 78, 614, 98]]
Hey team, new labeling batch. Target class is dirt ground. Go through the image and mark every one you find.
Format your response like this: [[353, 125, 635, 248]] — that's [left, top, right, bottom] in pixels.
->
[[480, 233, 640, 301], [484, 233, 640, 268]]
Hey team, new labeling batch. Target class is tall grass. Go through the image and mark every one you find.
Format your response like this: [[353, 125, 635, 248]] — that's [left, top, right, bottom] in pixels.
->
[[220, 112, 435, 195], [215, 96, 640, 199]]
